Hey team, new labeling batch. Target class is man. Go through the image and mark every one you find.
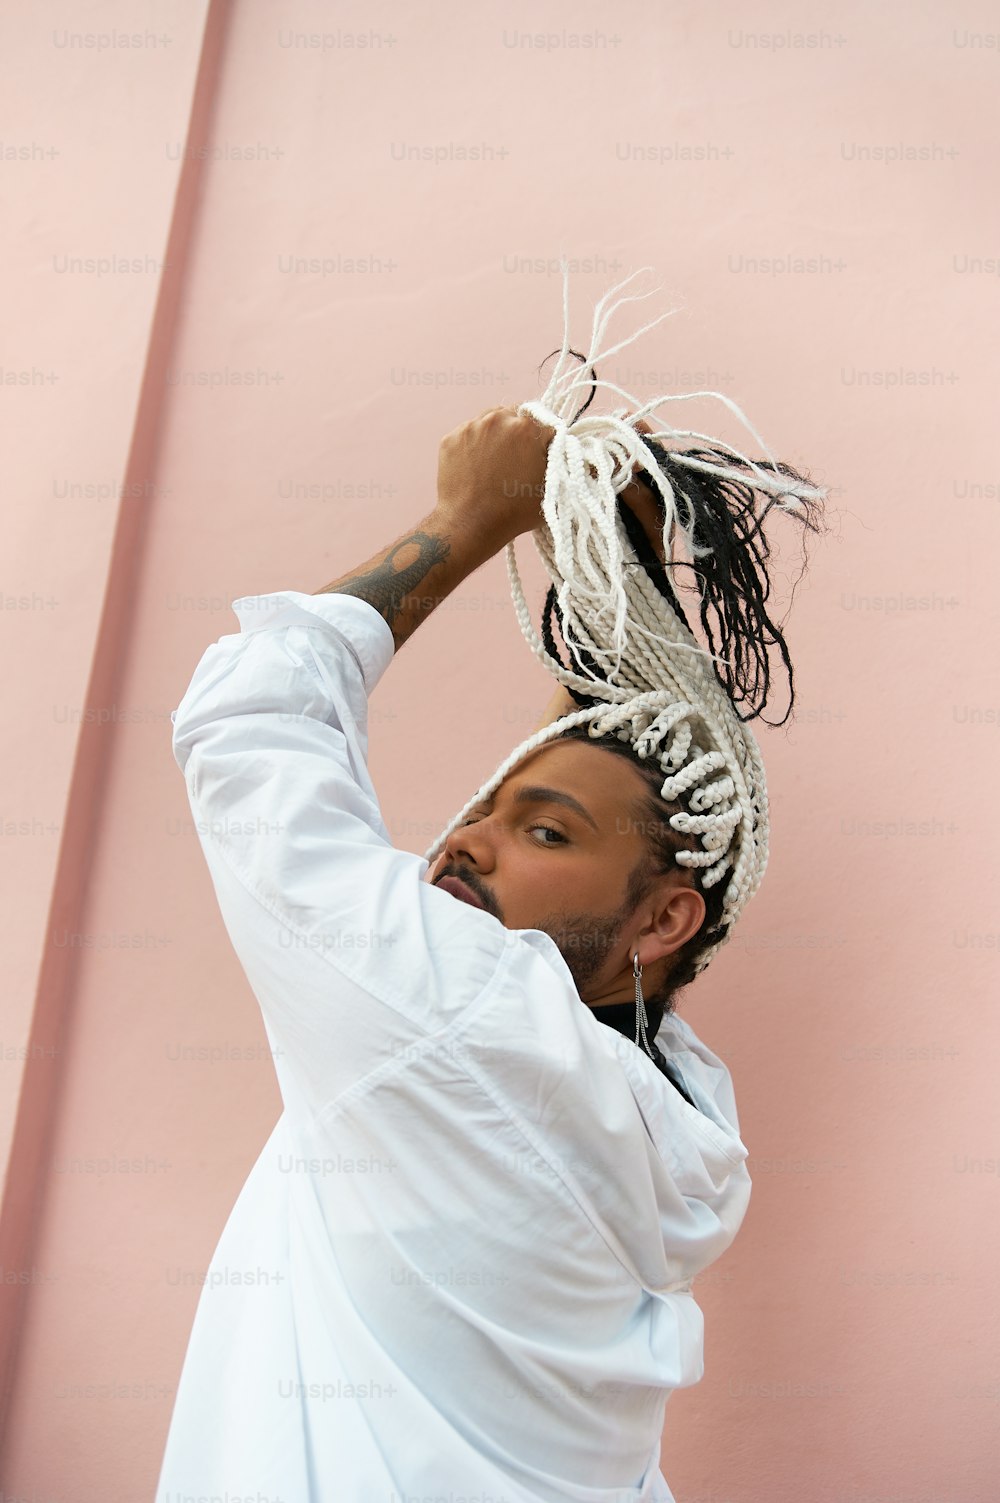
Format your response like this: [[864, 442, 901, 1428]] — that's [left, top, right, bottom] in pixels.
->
[[157, 406, 754, 1503]]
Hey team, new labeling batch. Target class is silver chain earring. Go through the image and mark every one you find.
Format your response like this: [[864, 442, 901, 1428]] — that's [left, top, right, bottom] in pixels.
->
[[634, 952, 652, 1056]]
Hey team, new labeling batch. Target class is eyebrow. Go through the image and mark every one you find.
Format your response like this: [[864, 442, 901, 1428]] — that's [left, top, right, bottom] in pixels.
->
[[491, 783, 601, 834]]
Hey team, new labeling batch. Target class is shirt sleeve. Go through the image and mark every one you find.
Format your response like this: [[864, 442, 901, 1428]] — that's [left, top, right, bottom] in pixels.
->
[[170, 589, 510, 1119]]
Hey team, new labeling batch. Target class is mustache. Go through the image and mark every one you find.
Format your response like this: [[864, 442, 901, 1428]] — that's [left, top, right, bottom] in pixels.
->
[[433, 862, 502, 921]]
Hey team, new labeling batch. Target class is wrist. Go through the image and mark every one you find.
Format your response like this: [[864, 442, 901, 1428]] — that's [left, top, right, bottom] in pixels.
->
[[429, 499, 512, 564]]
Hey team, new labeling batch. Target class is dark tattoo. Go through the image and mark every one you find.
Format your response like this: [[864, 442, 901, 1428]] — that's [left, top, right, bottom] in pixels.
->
[[319, 530, 451, 648]]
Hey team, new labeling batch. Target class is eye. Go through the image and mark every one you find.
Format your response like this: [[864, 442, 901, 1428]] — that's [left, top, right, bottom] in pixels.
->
[[528, 823, 567, 846], [459, 814, 567, 846]]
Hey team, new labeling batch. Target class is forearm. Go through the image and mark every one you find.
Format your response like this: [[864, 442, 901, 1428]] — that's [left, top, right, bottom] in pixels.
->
[[533, 684, 580, 732], [312, 505, 501, 653]]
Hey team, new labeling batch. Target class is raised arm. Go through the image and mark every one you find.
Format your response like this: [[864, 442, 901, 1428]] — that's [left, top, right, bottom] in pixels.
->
[[170, 407, 562, 1117], [313, 405, 556, 650], [170, 405, 663, 1116], [532, 684, 581, 733]]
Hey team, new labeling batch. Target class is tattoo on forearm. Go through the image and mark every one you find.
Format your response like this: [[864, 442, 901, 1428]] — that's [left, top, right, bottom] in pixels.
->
[[320, 530, 452, 646]]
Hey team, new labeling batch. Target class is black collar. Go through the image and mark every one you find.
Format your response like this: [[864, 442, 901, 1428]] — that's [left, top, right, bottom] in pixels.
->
[[590, 1001, 700, 1111]]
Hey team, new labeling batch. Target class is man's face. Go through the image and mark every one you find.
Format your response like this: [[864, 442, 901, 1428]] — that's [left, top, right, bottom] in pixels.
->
[[424, 740, 699, 1007]]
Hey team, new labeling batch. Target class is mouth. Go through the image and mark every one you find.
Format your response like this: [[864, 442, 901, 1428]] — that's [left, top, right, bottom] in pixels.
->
[[435, 875, 486, 911]]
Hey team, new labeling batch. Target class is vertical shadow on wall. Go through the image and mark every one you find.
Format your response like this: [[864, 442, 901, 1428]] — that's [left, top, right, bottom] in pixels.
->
[[0, 0, 236, 1446]]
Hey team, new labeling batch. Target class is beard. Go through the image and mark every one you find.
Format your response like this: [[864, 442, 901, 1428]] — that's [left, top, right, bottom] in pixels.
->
[[432, 856, 653, 998], [535, 906, 626, 995], [535, 864, 650, 997]]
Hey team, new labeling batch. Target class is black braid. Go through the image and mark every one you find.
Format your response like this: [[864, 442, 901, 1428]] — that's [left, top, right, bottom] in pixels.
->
[[533, 350, 827, 729], [637, 441, 824, 728]]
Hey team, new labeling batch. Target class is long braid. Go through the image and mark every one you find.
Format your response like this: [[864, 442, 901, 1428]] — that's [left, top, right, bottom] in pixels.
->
[[423, 264, 827, 977]]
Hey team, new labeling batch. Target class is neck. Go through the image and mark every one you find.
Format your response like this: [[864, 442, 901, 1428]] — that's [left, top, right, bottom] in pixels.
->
[[580, 971, 641, 1011], [588, 993, 669, 1071], [588, 993, 666, 1038], [581, 969, 666, 1013]]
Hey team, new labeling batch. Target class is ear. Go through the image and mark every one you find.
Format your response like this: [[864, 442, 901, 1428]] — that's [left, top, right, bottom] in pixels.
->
[[633, 878, 705, 969]]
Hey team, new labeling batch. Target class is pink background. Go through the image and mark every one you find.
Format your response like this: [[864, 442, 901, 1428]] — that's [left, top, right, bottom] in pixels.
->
[[3, 1, 999, 1498]]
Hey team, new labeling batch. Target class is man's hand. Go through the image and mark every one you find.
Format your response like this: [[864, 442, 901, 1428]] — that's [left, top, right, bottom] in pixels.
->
[[314, 408, 668, 655], [615, 419, 669, 567], [436, 406, 667, 563], [435, 405, 557, 552]]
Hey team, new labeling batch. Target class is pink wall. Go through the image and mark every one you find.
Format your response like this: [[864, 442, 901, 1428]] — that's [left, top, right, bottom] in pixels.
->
[[3, 1, 999, 1498]]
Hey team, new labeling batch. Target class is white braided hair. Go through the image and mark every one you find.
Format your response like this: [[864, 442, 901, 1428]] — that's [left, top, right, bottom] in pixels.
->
[[423, 264, 826, 977]]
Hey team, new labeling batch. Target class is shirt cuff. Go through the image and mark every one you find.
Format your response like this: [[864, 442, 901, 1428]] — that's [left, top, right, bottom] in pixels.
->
[[230, 590, 396, 697]]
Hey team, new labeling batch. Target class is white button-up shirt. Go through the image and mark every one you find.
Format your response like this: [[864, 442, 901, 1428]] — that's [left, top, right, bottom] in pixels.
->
[[157, 589, 752, 1503]]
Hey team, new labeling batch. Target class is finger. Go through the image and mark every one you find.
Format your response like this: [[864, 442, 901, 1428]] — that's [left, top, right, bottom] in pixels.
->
[[619, 475, 657, 505], [624, 418, 656, 481]]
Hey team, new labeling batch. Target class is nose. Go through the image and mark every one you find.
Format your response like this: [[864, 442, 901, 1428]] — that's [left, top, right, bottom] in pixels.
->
[[440, 811, 497, 876], [428, 811, 504, 921]]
